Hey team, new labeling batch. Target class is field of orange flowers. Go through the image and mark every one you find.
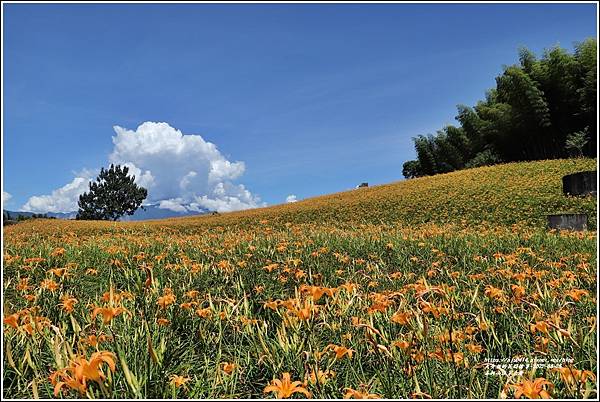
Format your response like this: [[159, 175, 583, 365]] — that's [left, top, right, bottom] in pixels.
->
[[2, 159, 597, 399]]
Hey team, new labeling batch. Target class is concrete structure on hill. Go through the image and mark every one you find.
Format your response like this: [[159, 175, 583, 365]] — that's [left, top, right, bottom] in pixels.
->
[[562, 170, 596, 197], [547, 213, 588, 231]]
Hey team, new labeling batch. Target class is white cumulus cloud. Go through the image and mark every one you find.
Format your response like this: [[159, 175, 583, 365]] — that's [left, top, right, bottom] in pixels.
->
[[22, 122, 264, 214], [158, 198, 189, 213], [286, 194, 298, 203], [22, 175, 93, 213], [3, 191, 12, 204]]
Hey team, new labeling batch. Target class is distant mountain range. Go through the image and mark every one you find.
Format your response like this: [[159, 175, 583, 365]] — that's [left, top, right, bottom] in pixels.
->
[[120, 203, 211, 221], [3, 203, 211, 222], [3, 210, 76, 220]]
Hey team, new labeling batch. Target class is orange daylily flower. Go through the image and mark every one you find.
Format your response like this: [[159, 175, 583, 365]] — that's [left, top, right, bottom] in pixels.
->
[[169, 374, 191, 389], [337, 282, 358, 293], [92, 306, 128, 324], [263, 263, 279, 272], [325, 344, 354, 360], [59, 295, 78, 313], [180, 302, 198, 310], [411, 350, 425, 363], [391, 311, 411, 325], [437, 329, 466, 344], [240, 316, 258, 326], [299, 285, 335, 301], [478, 319, 490, 331], [565, 289, 588, 302], [264, 300, 280, 311], [51, 351, 116, 396], [278, 299, 296, 310], [50, 371, 87, 396], [367, 295, 393, 314], [263, 372, 311, 399], [50, 247, 66, 257], [101, 288, 127, 304], [21, 315, 51, 335], [16, 278, 32, 292], [419, 301, 448, 318], [535, 336, 550, 352], [511, 377, 553, 399], [465, 343, 484, 353], [530, 321, 549, 334], [552, 367, 596, 386], [511, 284, 526, 299], [23, 294, 37, 302], [184, 290, 200, 299], [393, 340, 411, 350], [157, 290, 176, 309], [291, 299, 316, 321], [389, 272, 403, 280], [217, 260, 232, 271], [3, 313, 19, 329], [429, 349, 465, 365], [24, 257, 46, 264], [78, 352, 116, 382], [120, 291, 134, 301], [484, 285, 504, 300], [306, 369, 335, 385], [196, 308, 212, 318], [221, 362, 236, 375], [82, 334, 110, 348], [40, 279, 59, 292], [48, 268, 69, 277], [343, 387, 381, 399], [143, 266, 153, 289]]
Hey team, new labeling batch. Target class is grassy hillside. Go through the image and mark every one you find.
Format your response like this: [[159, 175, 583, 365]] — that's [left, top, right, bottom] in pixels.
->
[[2, 159, 597, 399], [6, 158, 596, 236], [197, 158, 596, 229]]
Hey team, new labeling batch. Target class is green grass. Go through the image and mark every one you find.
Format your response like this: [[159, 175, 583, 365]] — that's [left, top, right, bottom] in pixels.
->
[[2, 159, 597, 399]]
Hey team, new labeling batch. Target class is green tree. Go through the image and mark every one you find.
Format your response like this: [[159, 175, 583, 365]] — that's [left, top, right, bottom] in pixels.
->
[[413, 135, 438, 176], [495, 65, 552, 159], [402, 160, 422, 179], [455, 105, 483, 158], [573, 38, 597, 155], [76, 164, 147, 221], [464, 149, 502, 169], [565, 127, 589, 158], [403, 38, 596, 177], [439, 125, 469, 170]]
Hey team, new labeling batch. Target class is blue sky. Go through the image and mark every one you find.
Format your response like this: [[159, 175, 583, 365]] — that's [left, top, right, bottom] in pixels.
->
[[2, 3, 597, 213]]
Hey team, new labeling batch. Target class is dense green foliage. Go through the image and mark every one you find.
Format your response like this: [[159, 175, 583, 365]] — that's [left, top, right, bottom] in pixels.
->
[[403, 38, 597, 178], [76, 164, 148, 221]]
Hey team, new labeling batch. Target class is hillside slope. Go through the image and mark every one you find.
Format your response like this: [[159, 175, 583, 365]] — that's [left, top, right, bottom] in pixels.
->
[[200, 158, 596, 229], [2, 159, 596, 399], [4, 158, 597, 234]]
